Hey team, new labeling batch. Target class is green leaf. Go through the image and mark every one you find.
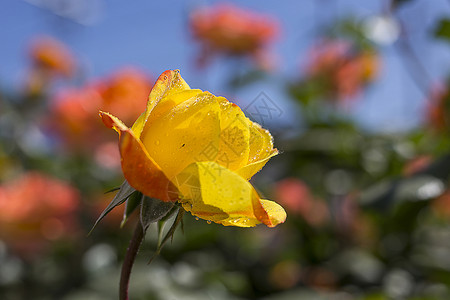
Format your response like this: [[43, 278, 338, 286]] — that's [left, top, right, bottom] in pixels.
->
[[89, 180, 136, 234], [435, 18, 450, 41], [120, 191, 143, 228], [104, 186, 121, 194], [139, 196, 175, 231]]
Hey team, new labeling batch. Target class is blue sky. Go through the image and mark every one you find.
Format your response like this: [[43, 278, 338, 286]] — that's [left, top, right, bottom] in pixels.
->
[[1, 0, 450, 132]]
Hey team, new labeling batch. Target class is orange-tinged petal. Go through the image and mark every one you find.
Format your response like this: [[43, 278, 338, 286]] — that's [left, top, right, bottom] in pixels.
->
[[100, 110, 128, 133], [215, 97, 250, 170], [141, 92, 221, 179], [260, 199, 287, 227], [174, 161, 284, 227], [158, 70, 191, 99], [99, 112, 177, 202]]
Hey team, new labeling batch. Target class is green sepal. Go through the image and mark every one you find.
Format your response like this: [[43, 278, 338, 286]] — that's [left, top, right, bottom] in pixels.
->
[[89, 180, 136, 235], [120, 191, 143, 228], [140, 196, 175, 232], [149, 207, 185, 264]]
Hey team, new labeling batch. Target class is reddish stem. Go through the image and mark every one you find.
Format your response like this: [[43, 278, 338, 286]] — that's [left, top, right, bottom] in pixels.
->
[[119, 221, 144, 300]]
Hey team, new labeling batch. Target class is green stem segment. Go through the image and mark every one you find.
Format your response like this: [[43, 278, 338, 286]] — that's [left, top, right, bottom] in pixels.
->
[[119, 221, 144, 300]]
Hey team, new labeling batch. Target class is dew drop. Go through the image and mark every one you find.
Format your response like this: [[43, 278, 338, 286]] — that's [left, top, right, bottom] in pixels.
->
[[195, 217, 199, 221], [207, 220, 212, 224]]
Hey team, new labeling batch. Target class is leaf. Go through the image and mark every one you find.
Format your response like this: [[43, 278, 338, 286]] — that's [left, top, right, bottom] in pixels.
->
[[139, 196, 175, 231], [149, 207, 185, 263], [120, 191, 143, 228], [435, 18, 450, 41], [89, 180, 136, 234], [104, 186, 121, 194]]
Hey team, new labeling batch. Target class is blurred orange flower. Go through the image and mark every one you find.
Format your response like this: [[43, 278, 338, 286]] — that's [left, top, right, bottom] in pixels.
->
[[49, 68, 152, 154], [95, 68, 152, 124], [306, 40, 380, 100], [29, 36, 76, 78], [190, 4, 279, 68], [0, 172, 80, 258], [275, 178, 329, 227]]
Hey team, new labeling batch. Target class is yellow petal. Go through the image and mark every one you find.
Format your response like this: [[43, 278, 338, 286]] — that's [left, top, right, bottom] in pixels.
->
[[248, 121, 275, 164], [135, 70, 191, 137], [141, 92, 221, 179], [174, 161, 284, 227], [100, 112, 177, 202], [236, 120, 278, 180], [145, 89, 203, 125], [215, 97, 250, 170], [131, 112, 145, 138], [236, 149, 278, 181], [131, 88, 203, 141]]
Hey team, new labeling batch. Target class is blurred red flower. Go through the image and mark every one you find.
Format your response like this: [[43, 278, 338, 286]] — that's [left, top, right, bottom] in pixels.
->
[[0, 172, 80, 259], [48, 68, 152, 157], [402, 155, 432, 176], [305, 39, 380, 100], [426, 85, 450, 132], [275, 178, 329, 227], [190, 4, 279, 68], [432, 189, 450, 219]]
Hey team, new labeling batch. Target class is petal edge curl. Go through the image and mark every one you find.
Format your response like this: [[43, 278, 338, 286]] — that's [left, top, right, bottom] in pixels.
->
[[175, 161, 285, 227]]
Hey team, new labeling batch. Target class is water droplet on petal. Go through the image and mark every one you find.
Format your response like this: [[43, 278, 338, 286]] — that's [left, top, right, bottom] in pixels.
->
[[207, 220, 212, 224], [195, 217, 199, 221]]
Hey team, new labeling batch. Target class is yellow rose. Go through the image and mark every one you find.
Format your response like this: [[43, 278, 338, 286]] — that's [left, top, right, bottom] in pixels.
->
[[100, 70, 286, 227]]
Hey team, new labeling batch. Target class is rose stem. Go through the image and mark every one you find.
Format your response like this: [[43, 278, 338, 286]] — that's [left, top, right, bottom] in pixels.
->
[[119, 221, 144, 300]]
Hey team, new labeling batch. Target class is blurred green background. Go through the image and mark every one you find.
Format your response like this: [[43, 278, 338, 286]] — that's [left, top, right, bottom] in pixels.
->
[[2, 0, 450, 299]]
